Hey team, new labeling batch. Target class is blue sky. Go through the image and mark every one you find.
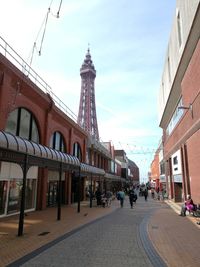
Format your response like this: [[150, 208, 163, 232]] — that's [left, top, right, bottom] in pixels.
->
[[0, 0, 176, 181]]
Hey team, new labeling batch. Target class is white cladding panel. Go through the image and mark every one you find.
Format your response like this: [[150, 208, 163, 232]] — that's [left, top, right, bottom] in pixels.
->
[[0, 162, 38, 179], [171, 150, 182, 175], [158, 0, 199, 123], [121, 162, 127, 168]]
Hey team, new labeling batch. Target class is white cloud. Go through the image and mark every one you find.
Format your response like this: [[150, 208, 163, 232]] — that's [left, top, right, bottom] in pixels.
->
[[0, 0, 176, 181]]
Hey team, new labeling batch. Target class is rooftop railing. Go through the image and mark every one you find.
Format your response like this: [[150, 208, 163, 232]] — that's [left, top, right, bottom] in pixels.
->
[[0, 36, 78, 123], [0, 36, 112, 158]]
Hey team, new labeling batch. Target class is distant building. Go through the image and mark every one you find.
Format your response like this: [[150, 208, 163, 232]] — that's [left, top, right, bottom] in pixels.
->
[[114, 150, 139, 184], [127, 159, 139, 184], [0, 38, 123, 220], [114, 150, 128, 180]]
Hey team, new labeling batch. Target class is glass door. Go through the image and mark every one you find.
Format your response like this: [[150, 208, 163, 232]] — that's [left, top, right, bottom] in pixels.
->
[[7, 179, 22, 214], [0, 181, 8, 215], [47, 181, 58, 207]]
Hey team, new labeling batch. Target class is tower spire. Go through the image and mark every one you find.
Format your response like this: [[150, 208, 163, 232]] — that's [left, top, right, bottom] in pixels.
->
[[78, 49, 99, 140]]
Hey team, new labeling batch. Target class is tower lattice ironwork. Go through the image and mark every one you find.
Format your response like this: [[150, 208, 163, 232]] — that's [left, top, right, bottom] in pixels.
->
[[78, 49, 99, 140]]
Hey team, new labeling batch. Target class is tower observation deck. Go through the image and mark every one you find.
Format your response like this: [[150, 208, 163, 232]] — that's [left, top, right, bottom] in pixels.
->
[[78, 49, 99, 141]]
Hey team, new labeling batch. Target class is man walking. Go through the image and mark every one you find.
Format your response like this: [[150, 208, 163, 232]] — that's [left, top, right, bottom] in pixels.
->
[[144, 188, 148, 201], [117, 189, 125, 207], [129, 187, 137, 208]]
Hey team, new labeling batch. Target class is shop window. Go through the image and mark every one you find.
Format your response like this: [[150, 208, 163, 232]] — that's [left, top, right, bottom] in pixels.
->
[[19, 108, 31, 139], [7, 179, 36, 215], [50, 131, 66, 152], [0, 181, 8, 215], [25, 179, 37, 209], [73, 142, 82, 161], [7, 179, 22, 214], [166, 98, 184, 136], [173, 156, 178, 165], [31, 119, 39, 142], [46, 181, 58, 207], [5, 108, 18, 135], [5, 108, 39, 142], [160, 162, 165, 175]]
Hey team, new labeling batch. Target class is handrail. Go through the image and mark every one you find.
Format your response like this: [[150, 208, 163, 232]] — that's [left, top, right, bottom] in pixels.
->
[[0, 36, 78, 124], [0, 36, 109, 154]]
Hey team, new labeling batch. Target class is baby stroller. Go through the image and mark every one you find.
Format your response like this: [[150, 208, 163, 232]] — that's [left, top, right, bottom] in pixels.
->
[[101, 195, 107, 208]]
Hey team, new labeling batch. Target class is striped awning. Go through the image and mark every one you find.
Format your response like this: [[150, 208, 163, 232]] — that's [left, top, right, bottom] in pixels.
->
[[0, 131, 126, 179], [0, 131, 80, 167], [80, 163, 105, 176], [104, 172, 126, 182]]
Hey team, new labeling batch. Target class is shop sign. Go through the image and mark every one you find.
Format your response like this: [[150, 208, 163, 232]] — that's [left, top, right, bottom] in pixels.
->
[[173, 174, 182, 183], [160, 175, 166, 182]]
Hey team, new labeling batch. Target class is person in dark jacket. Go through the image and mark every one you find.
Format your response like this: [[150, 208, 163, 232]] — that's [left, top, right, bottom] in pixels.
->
[[129, 187, 137, 208], [144, 188, 148, 201], [95, 187, 102, 206]]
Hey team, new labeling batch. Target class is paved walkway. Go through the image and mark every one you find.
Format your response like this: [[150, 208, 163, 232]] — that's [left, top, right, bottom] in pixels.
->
[[0, 196, 200, 267], [11, 201, 157, 267], [148, 199, 200, 267]]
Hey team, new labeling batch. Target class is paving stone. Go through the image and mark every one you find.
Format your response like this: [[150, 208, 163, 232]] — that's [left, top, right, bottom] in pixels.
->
[[1, 196, 200, 267]]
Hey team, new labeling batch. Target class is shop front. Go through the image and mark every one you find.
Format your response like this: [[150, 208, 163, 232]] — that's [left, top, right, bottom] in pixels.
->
[[47, 170, 66, 207], [171, 150, 183, 202], [0, 162, 38, 217]]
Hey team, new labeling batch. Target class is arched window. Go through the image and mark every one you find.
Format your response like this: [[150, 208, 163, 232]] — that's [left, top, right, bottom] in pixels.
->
[[73, 142, 82, 161], [50, 131, 66, 152], [5, 108, 39, 142]]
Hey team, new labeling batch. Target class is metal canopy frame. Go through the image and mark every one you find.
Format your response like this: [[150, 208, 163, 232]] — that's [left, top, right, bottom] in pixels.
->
[[0, 131, 125, 236], [0, 131, 80, 170], [0, 131, 104, 236], [104, 172, 126, 182]]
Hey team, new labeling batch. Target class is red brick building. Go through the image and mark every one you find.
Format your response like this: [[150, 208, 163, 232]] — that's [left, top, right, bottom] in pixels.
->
[[158, 1, 200, 203], [150, 151, 160, 191], [0, 49, 90, 212], [0, 38, 114, 218], [0, 37, 132, 220], [127, 159, 139, 185]]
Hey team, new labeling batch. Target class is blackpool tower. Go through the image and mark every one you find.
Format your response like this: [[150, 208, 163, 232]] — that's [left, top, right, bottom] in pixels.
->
[[78, 49, 99, 141]]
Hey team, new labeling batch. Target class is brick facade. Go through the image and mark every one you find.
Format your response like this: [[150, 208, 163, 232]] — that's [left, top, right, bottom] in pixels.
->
[[0, 53, 87, 210], [163, 40, 200, 204]]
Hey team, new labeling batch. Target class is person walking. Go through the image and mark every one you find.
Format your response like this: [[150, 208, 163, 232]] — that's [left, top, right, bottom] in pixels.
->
[[117, 189, 125, 207], [144, 188, 148, 201], [151, 188, 155, 199], [95, 187, 102, 206], [129, 187, 137, 209]]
